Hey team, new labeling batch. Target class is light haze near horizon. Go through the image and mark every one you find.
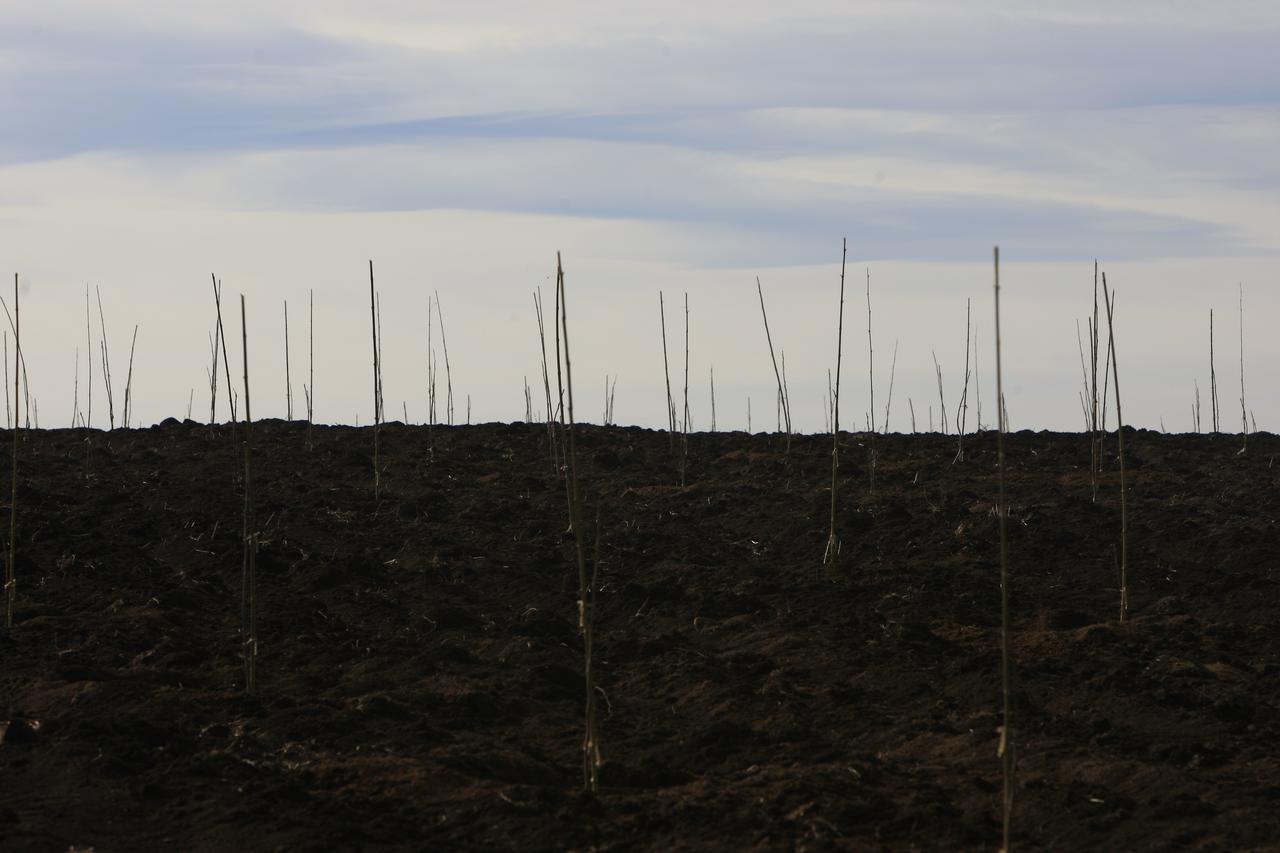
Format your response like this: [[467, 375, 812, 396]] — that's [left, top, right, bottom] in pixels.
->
[[3, 2, 1278, 433]]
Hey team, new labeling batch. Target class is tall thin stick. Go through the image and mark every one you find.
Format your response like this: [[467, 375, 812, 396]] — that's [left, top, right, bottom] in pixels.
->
[[435, 292, 454, 425], [993, 248, 1014, 852], [973, 325, 982, 430], [825, 369, 834, 434], [955, 299, 972, 463], [122, 326, 138, 428], [307, 288, 314, 448], [5, 273, 17, 630], [781, 351, 792, 437], [866, 266, 874, 434], [660, 292, 676, 442], [534, 289, 558, 471], [96, 286, 115, 430], [212, 276, 237, 424], [239, 294, 258, 693], [1102, 276, 1128, 623], [86, 286, 93, 429], [2, 334, 8, 430], [1193, 380, 1201, 433], [557, 253, 599, 793], [1090, 261, 1100, 502], [756, 278, 791, 452], [284, 300, 293, 421], [1099, 317, 1114, 432], [369, 261, 381, 496], [0, 306, 33, 432], [376, 293, 386, 424], [1238, 284, 1247, 453], [932, 351, 947, 435], [882, 339, 899, 433], [427, 296, 435, 424], [824, 240, 847, 565], [73, 347, 80, 428], [681, 294, 690, 486], [710, 366, 717, 433], [209, 325, 221, 426], [553, 285, 564, 423], [1209, 309, 1219, 433]]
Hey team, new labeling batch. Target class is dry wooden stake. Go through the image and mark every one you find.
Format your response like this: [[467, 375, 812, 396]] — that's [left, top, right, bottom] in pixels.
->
[[534, 288, 558, 473], [756, 278, 791, 452], [434, 292, 454, 425], [1193, 380, 1201, 433], [122, 326, 138, 428], [1090, 262, 1101, 503], [2, 333, 8, 430], [866, 266, 874, 434], [1209, 309, 1219, 433], [992, 247, 1015, 853], [709, 365, 716, 433], [209, 326, 221, 426], [369, 261, 381, 496], [86, 286, 93, 429], [660, 292, 676, 441], [973, 326, 982, 430], [4, 273, 17, 630], [1101, 276, 1129, 623], [552, 283, 563, 430], [932, 351, 947, 435], [883, 339, 899, 433], [239, 294, 258, 693], [96, 286, 116, 430], [781, 351, 791, 442], [955, 298, 972, 463], [284, 300, 293, 421], [1238, 283, 1247, 454], [0, 300, 30, 431], [212, 276, 237, 424], [823, 370, 833, 435], [824, 239, 847, 565], [72, 347, 80, 428], [307, 288, 314, 448], [556, 253, 600, 793], [680, 294, 690, 486], [552, 269, 573, 529], [426, 296, 437, 458], [376, 293, 386, 423]]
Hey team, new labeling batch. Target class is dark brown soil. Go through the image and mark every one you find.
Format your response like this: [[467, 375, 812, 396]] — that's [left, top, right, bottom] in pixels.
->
[[2, 421, 1278, 851]]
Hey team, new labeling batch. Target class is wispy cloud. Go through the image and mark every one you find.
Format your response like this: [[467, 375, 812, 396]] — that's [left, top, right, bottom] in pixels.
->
[[2, 1, 1278, 428]]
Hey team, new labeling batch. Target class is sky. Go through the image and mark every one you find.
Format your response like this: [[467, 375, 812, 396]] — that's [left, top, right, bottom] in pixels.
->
[[2, 1, 1278, 433]]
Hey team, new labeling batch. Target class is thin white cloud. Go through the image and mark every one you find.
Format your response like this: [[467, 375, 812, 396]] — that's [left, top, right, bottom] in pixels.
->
[[2, 1, 1278, 431]]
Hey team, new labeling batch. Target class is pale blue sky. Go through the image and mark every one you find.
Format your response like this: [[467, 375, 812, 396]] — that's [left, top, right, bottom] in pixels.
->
[[3, 2, 1278, 430]]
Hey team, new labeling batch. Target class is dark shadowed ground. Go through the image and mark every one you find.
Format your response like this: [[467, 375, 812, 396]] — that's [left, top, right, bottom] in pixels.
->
[[1, 421, 1278, 851]]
